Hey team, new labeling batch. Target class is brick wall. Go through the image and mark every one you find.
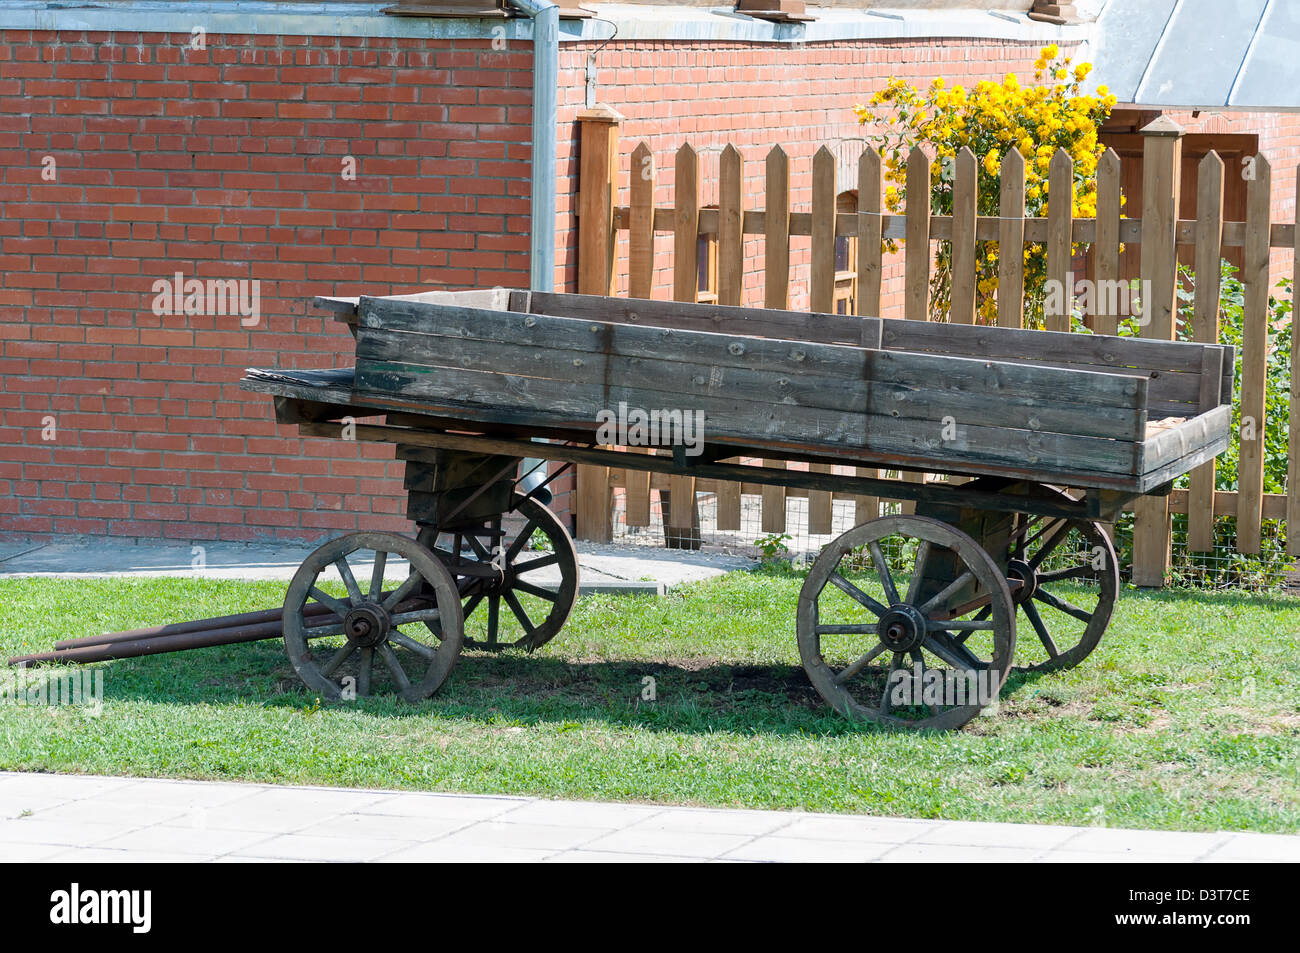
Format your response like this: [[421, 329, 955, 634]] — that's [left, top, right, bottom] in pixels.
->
[[0, 29, 533, 543], [554, 37, 1074, 312]]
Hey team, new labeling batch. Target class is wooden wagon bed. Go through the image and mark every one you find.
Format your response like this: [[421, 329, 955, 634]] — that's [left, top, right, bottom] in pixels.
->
[[243, 289, 1234, 510]]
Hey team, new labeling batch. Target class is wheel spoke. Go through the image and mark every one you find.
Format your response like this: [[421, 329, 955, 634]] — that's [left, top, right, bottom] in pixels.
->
[[505, 519, 540, 563], [928, 619, 994, 632], [368, 550, 387, 602], [827, 573, 887, 616], [1010, 514, 1047, 558], [1038, 564, 1090, 584], [513, 579, 559, 602], [487, 595, 500, 647], [389, 629, 436, 661], [463, 593, 483, 620], [815, 623, 878, 635], [502, 591, 537, 636], [868, 541, 900, 605], [904, 540, 932, 605], [377, 642, 411, 692], [320, 641, 357, 677], [834, 641, 888, 683], [513, 552, 560, 574], [389, 608, 442, 626], [309, 587, 351, 619], [357, 646, 373, 696], [334, 558, 364, 606], [1022, 599, 1060, 657], [465, 532, 494, 563], [879, 652, 905, 714], [918, 569, 975, 617], [1028, 520, 1074, 570], [923, 628, 986, 671], [382, 571, 423, 610], [1033, 587, 1093, 623]]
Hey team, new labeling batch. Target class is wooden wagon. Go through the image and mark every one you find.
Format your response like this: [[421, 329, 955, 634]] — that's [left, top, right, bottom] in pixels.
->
[[13, 290, 1234, 730]]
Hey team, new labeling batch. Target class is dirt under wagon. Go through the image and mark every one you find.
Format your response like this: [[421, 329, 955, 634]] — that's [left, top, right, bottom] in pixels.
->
[[12, 291, 1234, 731]]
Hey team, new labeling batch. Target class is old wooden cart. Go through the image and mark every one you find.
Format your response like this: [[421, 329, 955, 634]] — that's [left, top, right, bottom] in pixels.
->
[[13, 290, 1234, 730]]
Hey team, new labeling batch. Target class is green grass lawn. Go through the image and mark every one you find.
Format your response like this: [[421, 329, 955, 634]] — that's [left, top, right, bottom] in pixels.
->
[[1, 566, 1297, 832]]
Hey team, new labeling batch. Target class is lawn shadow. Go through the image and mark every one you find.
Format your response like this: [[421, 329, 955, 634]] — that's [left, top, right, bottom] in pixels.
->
[[78, 641, 977, 737]]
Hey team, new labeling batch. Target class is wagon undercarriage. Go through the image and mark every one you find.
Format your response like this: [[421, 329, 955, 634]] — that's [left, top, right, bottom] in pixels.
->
[[9, 289, 1232, 731]]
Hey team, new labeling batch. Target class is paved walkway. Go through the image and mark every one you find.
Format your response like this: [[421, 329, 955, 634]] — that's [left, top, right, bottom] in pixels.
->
[[0, 539, 752, 594], [2, 772, 1295, 863]]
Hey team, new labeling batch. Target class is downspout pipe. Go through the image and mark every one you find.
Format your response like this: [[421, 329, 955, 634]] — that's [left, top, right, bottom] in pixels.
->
[[512, 0, 559, 294]]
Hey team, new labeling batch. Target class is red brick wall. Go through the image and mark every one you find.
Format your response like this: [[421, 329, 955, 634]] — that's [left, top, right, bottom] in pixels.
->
[[554, 38, 1076, 312], [0, 29, 533, 543]]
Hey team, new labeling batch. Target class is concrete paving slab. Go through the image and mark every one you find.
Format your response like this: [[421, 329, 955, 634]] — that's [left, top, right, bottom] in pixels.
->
[[0, 538, 754, 594], [6, 772, 1297, 863]]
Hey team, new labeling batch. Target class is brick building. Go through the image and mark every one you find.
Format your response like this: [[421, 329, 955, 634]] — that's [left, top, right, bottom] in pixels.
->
[[1, 0, 1297, 546]]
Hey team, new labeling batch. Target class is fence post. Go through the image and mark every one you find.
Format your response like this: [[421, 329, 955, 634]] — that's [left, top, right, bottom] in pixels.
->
[[574, 105, 623, 542], [1130, 117, 1183, 587]]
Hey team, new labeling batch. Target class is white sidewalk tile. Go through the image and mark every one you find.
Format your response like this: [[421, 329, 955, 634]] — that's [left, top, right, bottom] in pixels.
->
[[3, 771, 1296, 863]]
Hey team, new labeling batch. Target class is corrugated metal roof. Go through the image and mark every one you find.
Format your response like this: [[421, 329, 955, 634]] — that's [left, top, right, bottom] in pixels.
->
[[1089, 0, 1300, 109]]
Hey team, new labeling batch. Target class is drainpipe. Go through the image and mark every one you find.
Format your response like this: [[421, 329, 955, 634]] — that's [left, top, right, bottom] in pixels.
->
[[510, 0, 559, 497], [512, 0, 558, 294]]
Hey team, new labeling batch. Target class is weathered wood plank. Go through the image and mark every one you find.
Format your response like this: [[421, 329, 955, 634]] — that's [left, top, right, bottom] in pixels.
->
[[1237, 153, 1271, 554], [761, 458, 787, 533], [1093, 148, 1122, 336], [1045, 148, 1074, 333], [718, 144, 744, 308], [1188, 150, 1225, 552], [857, 148, 883, 318], [905, 146, 930, 321], [628, 141, 656, 301], [998, 148, 1026, 329], [807, 146, 837, 527], [1291, 169, 1300, 557], [1131, 119, 1183, 586], [950, 147, 978, 325], [765, 145, 790, 311]]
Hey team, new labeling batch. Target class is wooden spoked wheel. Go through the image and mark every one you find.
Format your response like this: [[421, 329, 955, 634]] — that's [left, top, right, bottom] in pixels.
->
[[797, 515, 1016, 731], [418, 493, 579, 651], [282, 532, 465, 702], [998, 482, 1118, 672]]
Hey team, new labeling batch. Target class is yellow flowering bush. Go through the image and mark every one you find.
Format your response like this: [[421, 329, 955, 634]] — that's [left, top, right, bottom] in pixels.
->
[[854, 46, 1120, 325]]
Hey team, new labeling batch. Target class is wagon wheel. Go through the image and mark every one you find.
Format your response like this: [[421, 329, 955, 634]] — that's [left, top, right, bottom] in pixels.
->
[[282, 532, 465, 702], [1001, 483, 1118, 672], [797, 515, 1016, 731], [418, 493, 579, 651]]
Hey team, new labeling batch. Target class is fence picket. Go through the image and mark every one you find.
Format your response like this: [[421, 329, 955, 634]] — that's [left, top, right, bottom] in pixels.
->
[[854, 148, 883, 525], [668, 143, 700, 532], [905, 146, 930, 321], [1238, 153, 1272, 554], [762, 145, 791, 532], [1045, 148, 1074, 332], [1291, 171, 1300, 558], [1094, 148, 1122, 336], [1188, 150, 1224, 552], [951, 147, 978, 325], [807, 146, 836, 534], [998, 148, 1026, 328], [715, 143, 744, 531]]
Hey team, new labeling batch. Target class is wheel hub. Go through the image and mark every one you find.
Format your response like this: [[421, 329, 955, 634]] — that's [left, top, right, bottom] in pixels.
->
[[878, 603, 927, 653], [343, 603, 391, 647], [1006, 559, 1037, 603]]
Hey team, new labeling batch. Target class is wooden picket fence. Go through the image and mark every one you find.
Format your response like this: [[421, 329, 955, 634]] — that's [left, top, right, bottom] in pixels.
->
[[573, 111, 1300, 587]]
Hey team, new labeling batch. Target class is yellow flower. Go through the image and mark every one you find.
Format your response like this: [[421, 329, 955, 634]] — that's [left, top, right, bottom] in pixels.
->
[[984, 152, 1000, 175], [1074, 63, 1092, 82], [1042, 44, 1059, 60]]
